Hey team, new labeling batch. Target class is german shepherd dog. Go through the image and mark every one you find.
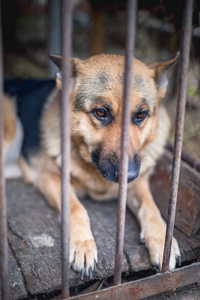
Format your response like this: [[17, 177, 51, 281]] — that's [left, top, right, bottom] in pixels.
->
[[3, 53, 181, 279]]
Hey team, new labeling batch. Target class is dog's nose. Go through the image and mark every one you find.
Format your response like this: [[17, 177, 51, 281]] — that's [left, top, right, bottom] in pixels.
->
[[92, 148, 141, 183], [127, 154, 140, 183], [113, 154, 140, 183], [127, 168, 139, 183]]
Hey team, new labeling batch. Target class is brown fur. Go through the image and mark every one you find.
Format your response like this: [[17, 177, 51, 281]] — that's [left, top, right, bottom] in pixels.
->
[[5, 53, 181, 276]]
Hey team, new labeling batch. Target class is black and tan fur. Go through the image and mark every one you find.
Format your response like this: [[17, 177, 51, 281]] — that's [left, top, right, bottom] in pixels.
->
[[3, 53, 181, 278]]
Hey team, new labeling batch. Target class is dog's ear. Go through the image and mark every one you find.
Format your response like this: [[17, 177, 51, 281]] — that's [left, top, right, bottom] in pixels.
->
[[49, 53, 81, 90], [49, 54, 62, 68], [149, 52, 180, 98]]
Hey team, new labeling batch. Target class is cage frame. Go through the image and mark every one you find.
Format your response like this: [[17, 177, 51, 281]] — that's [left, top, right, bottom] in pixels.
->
[[0, 0, 199, 299]]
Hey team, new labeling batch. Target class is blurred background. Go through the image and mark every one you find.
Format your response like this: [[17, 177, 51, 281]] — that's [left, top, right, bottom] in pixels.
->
[[1, 0, 200, 159]]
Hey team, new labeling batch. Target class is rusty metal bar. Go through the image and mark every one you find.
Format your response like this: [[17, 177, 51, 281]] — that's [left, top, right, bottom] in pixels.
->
[[70, 262, 200, 300], [0, 0, 10, 299], [114, 0, 137, 285], [162, 0, 194, 272], [61, 0, 73, 298]]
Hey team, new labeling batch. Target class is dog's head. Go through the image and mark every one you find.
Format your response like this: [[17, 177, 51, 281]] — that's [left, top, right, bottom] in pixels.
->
[[50, 53, 179, 183]]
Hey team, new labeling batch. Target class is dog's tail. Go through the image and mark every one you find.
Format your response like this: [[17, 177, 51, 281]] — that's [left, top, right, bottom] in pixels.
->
[[3, 94, 23, 178]]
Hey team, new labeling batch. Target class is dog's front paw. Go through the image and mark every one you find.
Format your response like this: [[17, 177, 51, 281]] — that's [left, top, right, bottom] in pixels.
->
[[70, 235, 98, 279], [141, 223, 181, 272]]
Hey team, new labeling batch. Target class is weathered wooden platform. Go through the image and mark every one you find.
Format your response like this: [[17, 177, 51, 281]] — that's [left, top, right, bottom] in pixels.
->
[[4, 150, 200, 299]]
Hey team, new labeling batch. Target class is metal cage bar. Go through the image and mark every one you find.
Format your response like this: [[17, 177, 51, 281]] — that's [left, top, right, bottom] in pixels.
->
[[0, 0, 10, 299], [70, 262, 200, 300], [0, 0, 198, 298], [114, 0, 138, 286], [162, 0, 194, 272], [61, 0, 73, 298]]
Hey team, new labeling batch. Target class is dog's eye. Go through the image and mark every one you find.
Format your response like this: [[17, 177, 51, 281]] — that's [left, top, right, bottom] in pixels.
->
[[134, 111, 148, 124], [93, 108, 108, 120]]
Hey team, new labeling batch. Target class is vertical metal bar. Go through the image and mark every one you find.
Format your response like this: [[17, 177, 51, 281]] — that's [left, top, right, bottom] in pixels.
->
[[61, 0, 73, 298], [114, 0, 137, 285], [162, 0, 194, 272], [0, 0, 10, 299]]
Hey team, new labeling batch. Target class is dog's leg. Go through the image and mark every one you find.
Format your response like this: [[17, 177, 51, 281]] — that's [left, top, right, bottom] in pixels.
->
[[127, 175, 181, 271], [20, 155, 98, 278], [69, 191, 98, 278]]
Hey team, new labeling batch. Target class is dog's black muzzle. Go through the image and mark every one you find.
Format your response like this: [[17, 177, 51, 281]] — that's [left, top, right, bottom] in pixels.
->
[[91, 149, 141, 183]]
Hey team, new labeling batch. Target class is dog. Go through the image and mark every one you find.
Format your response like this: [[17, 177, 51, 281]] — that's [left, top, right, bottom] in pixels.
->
[[3, 53, 181, 279]]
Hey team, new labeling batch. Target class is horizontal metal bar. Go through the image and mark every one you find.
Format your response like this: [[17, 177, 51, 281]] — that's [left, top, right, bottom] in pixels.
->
[[69, 262, 200, 300], [114, 0, 137, 286], [162, 0, 194, 272]]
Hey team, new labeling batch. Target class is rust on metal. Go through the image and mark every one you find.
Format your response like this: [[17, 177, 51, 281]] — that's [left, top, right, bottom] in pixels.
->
[[114, 0, 138, 286], [0, 1, 10, 299], [61, 0, 73, 298], [69, 262, 200, 300], [162, 0, 194, 272]]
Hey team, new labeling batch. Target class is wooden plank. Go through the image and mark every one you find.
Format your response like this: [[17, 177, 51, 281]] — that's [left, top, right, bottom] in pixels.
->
[[1, 245, 27, 300], [6, 180, 79, 296], [83, 198, 129, 276], [150, 150, 200, 237], [84, 198, 151, 273], [84, 197, 151, 273], [174, 229, 200, 262], [5, 148, 200, 298], [6, 180, 129, 297], [124, 212, 152, 272]]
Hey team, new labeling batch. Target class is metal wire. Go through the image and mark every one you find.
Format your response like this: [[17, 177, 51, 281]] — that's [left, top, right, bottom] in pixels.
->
[[0, 0, 10, 298], [61, 0, 73, 298], [162, 0, 194, 272], [114, 0, 138, 285]]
